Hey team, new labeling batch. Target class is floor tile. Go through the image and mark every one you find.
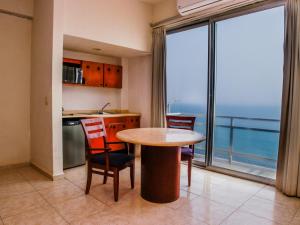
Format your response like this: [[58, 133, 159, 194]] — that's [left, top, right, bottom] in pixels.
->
[[199, 184, 254, 208], [290, 208, 300, 225], [17, 166, 47, 181], [128, 206, 208, 225], [38, 182, 84, 205], [0, 181, 35, 199], [52, 195, 106, 223], [255, 185, 300, 208], [89, 182, 135, 205], [181, 179, 217, 196], [30, 177, 73, 191], [2, 207, 68, 225], [217, 177, 265, 194], [0, 192, 48, 218], [0, 170, 26, 185], [175, 195, 236, 225], [165, 190, 199, 210], [110, 195, 199, 225], [70, 209, 131, 225], [240, 196, 298, 224], [221, 210, 281, 225], [2, 160, 298, 225]]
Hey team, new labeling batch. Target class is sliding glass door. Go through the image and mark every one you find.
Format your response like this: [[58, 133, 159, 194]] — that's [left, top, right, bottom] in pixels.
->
[[166, 24, 208, 163], [212, 6, 284, 179], [166, 4, 285, 180]]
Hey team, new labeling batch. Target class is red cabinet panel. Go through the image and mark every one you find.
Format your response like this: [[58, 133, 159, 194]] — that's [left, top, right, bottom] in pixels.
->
[[82, 61, 103, 87], [103, 116, 140, 151], [103, 64, 122, 88]]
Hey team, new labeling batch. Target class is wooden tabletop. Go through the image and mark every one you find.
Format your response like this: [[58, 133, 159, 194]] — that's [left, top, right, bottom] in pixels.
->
[[116, 128, 205, 147]]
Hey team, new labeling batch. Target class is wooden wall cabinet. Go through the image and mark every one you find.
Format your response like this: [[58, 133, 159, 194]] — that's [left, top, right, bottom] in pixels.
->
[[82, 61, 103, 87], [63, 58, 81, 65], [63, 58, 122, 89], [103, 64, 122, 88]]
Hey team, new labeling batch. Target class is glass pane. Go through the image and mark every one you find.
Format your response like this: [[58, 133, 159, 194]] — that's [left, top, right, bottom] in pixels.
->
[[166, 25, 208, 163], [212, 6, 284, 179]]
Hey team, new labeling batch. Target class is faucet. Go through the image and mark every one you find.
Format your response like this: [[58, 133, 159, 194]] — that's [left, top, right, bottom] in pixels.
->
[[99, 102, 111, 114]]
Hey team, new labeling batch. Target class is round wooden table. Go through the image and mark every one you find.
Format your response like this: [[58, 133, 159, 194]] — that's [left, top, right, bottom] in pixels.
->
[[116, 128, 205, 203]]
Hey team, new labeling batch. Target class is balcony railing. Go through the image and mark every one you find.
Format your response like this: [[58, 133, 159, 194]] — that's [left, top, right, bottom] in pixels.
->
[[193, 115, 280, 168]]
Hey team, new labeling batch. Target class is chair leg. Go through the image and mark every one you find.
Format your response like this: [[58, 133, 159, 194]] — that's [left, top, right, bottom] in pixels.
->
[[130, 161, 135, 189], [113, 169, 119, 202], [86, 163, 92, 194], [103, 171, 107, 184], [188, 158, 192, 187]]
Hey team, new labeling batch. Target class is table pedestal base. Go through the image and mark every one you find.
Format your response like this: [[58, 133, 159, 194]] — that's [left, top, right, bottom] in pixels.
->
[[141, 145, 181, 203]]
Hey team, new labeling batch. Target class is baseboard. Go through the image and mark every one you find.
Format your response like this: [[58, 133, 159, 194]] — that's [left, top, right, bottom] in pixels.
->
[[0, 162, 30, 171], [30, 162, 64, 181]]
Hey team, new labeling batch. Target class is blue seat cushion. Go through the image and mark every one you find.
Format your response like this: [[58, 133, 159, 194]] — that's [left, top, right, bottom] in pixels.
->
[[181, 147, 193, 156], [90, 153, 134, 167]]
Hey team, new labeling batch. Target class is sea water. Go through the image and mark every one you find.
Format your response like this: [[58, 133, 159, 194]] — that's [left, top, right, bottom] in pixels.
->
[[170, 103, 281, 169]]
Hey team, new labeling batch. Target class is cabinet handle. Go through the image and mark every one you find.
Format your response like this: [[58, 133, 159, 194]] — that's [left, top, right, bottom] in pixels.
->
[[97, 67, 100, 71], [117, 69, 120, 73], [86, 65, 90, 69], [107, 68, 111, 72]]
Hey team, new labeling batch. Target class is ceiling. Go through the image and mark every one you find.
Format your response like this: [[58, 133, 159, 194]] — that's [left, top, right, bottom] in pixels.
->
[[63, 35, 150, 58], [139, 0, 166, 4]]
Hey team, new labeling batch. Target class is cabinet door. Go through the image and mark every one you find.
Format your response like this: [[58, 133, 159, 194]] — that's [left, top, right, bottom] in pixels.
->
[[103, 64, 122, 88], [82, 61, 103, 86], [126, 116, 140, 129], [104, 117, 127, 151]]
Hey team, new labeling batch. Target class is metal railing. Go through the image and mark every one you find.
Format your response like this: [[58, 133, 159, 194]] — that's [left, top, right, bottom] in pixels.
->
[[193, 115, 280, 167]]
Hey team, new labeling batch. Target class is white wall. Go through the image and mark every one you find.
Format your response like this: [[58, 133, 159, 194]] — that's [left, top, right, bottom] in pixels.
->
[[63, 0, 153, 53], [128, 56, 152, 127], [52, 0, 64, 177], [0, 0, 33, 16], [153, 0, 178, 23], [0, 8, 32, 166], [31, 0, 64, 177], [62, 50, 123, 110]]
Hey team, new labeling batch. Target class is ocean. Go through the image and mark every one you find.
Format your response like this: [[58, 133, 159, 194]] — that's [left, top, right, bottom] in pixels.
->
[[169, 103, 281, 169]]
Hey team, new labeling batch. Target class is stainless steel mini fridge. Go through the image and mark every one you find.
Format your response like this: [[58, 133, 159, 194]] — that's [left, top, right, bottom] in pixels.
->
[[63, 119, 86, 169]]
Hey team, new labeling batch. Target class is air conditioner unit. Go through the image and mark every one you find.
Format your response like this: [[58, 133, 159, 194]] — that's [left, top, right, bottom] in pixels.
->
[[177, 0, 222, 16]]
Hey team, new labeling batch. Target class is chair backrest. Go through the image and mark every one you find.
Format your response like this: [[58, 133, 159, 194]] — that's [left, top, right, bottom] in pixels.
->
[[166, 115, 196, 131], [81, 118, 107, 154]]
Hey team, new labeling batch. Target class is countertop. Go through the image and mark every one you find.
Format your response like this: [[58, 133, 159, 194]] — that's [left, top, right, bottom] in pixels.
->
[[62, 110, 140, 119]]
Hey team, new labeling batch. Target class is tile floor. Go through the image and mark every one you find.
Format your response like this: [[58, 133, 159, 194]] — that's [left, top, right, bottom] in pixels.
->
[[0, 158, 300, 225]]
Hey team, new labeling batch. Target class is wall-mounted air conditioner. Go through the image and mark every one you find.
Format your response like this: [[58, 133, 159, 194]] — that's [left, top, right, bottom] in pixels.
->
[[177, 0, 222, 16]]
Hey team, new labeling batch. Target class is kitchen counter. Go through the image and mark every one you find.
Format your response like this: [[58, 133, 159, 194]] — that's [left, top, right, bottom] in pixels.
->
[[62, 113, 141, 119], [62, 110, 140, 119]]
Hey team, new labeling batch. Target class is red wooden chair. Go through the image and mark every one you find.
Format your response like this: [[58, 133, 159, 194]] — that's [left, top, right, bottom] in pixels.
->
[[166, 115, 196, 186], [81, 118, 135, 201]]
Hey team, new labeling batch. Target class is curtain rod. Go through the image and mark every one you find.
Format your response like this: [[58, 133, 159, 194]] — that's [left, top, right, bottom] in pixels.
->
[[0, 9, 33, 20]]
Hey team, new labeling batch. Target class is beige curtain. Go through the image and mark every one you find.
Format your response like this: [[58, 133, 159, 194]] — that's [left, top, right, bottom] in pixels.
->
[[151, 27, 166, 127], [276, 0, 300, 197]]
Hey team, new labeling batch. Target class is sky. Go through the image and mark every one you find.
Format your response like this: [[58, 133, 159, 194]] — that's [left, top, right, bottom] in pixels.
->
[[166, 6, 285, 114]]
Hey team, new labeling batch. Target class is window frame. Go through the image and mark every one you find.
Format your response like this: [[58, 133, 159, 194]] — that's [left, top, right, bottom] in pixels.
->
[[165, 0, 286, 184]]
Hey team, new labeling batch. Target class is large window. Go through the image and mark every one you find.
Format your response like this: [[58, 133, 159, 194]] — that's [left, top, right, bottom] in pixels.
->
[[166, 24, 208, 163], [212, 6, 284, 178], [166, 5, 284, 180]]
